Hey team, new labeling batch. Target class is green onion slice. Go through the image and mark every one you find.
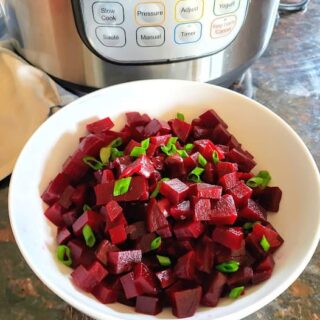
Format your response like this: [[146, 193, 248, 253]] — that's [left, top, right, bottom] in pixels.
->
[[242, 222, 254, 231], [100, 146, 112, 164], [260, 235, 270, 252], [111, 137, 123, 147], [151, 236, 162, 250], [150, 178, 170, 198], [57, 245, 72, 266], [229, 286, 245, 299], [83, 156, 105, 170], [216, 260, 240, 273], [130, 146, 146, 157], [82, 224, 96, 248], [184, 143, 194, 152], [188, 167, 204, 183], [141, 138, 150, 150], [157, 255, 171, 267], [246, 170, 271, 188], [246, 177, 264, 188], [198, 153, 208, 167], [177, 149, 188, 158], [83, 204, 92, 212], [113, 177, 132, 196], [177, 112, 185, 121], [212, 151, 220, 164], [111, 147, 124, 161]]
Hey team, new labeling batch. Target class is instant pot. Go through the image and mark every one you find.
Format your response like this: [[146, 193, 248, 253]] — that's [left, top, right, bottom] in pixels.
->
[[0, 0, 281, 89]]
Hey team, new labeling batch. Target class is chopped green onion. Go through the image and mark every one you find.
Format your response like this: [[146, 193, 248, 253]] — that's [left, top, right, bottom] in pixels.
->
[[82, 224, 96, 248], [83, 204, 92, 212], [242, 222, 254, 232], [258, 171, 271, 187], [229, 286, 245, 299], [168, 137, 178, 145], [212, 151, 220, 164], [150, 178, 170, 198], [113, 177, 132, 196], [111, 147, 124, 161], [177, 112, 185, 121], [130, 146, 146, 157], [260, 235, 270, 252], [111, 137, 123, 147], [198, 154, 207, 167], [151, 236, 162, 250], [216, 260, 240, 273], [188, 167, 204, 183], [157, 255, 171, 267], [141, 138, 150, 150], [100, 145, 112, 164], [161, 143, 177, 156], [177, 149, 188, 158], [184, 143, 194, 152], [57, 245, 72, 267], [83, 156, 105, 170], [246, 170, 271, 188]]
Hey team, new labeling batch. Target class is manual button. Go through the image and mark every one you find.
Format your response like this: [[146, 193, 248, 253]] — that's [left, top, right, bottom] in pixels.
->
[[136, 3, 165, 25], [96, 26, 126, 47], [93, 2, 124, 25], [136, 26, 165, 47]]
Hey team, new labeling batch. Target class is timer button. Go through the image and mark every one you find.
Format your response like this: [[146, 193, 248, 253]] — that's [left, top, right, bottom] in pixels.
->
[[96, 26, 126, 47], [214, 0, 241, 15], [135, 2, 165, 25], [93, 2, 124, 25], [175, 0, 204, 22], [136, 26, 165, 47], [175, 22, 202, 44]]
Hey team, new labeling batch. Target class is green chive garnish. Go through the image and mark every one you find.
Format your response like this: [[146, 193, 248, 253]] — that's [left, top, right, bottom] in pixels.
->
[[151, 236, 162, 250], [83, 156, 105, 170], [198, 154, 207, 167], [130, 146, 146, 157], [113, 177, 132, 196], [150, 178, 170, 198], [229, 286, 245, 299], [100, 146, 112, 164], [112, 137, 123, 147], [242, 222, 254, 232], [216, 260, 240, 273], [188, 167, 204, 183], [83, 204, 92, 212], [246, 171, 271, 188], [260, 235, 270, 252], [57, 245, 72, 266], [141, 138, 150, 150], [212, 151, 220, 164], [82, 224, 96, 248], [177, 149, 188, 158], [157, 255, 171, 267], [161, 137, 178, 156], [184, 143, 194, 152], [177, 112, 185, 121], [110, 147, 124, 161]]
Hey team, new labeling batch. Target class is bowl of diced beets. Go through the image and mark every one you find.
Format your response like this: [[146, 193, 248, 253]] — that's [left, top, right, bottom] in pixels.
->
[[9, 80, 320, 320]]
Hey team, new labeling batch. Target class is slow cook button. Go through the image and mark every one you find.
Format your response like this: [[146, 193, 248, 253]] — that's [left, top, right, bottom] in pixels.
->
[[136, 3, 165, 25], [214, 0, 240, 15], [175, 22, 202, 44], [176, 0, 204, 22], [136, 26, 165, 47], [211, 15, 237, 38], [93, 2, 124, 25], [96, 26, 126, 47]]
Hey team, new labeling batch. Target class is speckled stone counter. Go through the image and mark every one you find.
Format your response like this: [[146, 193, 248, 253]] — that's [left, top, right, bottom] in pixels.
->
[[0, 3, 319, 320]]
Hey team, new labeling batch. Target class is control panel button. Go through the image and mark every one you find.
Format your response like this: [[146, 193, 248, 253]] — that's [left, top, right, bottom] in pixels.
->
[[175, 22, 202, 44], [93, 2, 124, 25], [96, 26, 126, 47], [211, 15, 237, 38], [175, 0, 204, 22], [135, 3, 165, 25], [214, 0, 240, 15], [136, 26, 165, 47]]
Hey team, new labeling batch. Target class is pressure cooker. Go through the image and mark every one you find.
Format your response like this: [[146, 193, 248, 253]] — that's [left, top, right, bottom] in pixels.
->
[[0, 0, 283, 89]]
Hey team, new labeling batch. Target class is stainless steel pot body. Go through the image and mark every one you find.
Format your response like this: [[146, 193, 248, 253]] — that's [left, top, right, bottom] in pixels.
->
[[0, 0, 279, 88]]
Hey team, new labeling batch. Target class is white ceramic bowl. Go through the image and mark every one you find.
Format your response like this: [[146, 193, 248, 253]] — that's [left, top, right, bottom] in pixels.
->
[[9, 80, 320, 320]]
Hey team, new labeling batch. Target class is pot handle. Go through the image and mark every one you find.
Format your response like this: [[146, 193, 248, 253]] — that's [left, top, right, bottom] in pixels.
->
[[0, 0, 7, 39], [279, 0, 309, 12]]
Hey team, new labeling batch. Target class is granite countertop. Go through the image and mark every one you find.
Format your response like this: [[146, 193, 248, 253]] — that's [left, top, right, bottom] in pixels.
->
[[0, 3, 319, 320]]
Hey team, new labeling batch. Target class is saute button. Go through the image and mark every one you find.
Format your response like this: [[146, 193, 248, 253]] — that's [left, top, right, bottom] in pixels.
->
[[175, 0, 204, 22], [175, 22, 202, 44], [136, 3, 165, 25], [211, 15, 237, 38], [136, 26, 165, 47], [96, 26, 126, 47], [93, 2, 124, 25], [214, 0, 240, 15]]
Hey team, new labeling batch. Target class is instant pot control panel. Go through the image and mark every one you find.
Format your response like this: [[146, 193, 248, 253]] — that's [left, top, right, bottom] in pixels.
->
[[74, 0, 249, 64]]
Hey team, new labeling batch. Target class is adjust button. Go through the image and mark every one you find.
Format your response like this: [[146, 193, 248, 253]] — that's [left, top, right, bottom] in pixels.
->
[[175, 0, 204, 22], [136, 3, 165, 25], [136, 26, 165, 47], [175, 22, 202, 44], [214, 0, 240, 16], [93, 2, 124, 25], [96, 26, 126, 47]]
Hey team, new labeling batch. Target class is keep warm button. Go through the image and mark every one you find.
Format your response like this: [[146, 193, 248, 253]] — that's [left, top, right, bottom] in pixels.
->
[[211, 15, 237, 38], [136, 26, 165, 47]]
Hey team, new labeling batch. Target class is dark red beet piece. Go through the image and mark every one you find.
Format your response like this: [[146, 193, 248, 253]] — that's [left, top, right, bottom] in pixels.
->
[[136, 296, 162, 315], [71, 185, 87, 207], [135, 233, 157, 253], [219, 172, 239, 190], [134, 263, 159, 295], [256, 255, 275, 272], [62, 210, 78, 227], [120, 155, 155, 179], [201, 272, 227, 307], [193, 198, 211, 221], [192, 126, 212, 140], [165, 155, 186, 178], [109, 224, 127, 245], [209, 194, 237, 225], [101, 169, 115, 184], [62, 150, 89, 182], [211, 123, 231, 144], [146, 198, 169, 232], [252, 269, 273, 284], [56, 227, 72, 245], [159, 178, 189, 204], [68, 239, 95, 268], [58, 185, 75, 209], [170, 286, 202, 318], [95, 240, 118, 266], [92, 282, 118, 303], [258, 187, 282, 212], [226, 148, 256, 172], [228, 135, 241, 149], [170, 200, 193, 220], [183, 152, 199, 173], [174, 220, 205, 239], [170, 118, 192, 143], [195, 236, 215, 273], [227, 181, 253, 208], [157, 198, 171, 218], [194, 139, 224, 161], [41, 173, 70, 205], [227, 266, 253, 288], [120, 272, 140, 299], [237, 172, 255, 181], [245, 233, 267, 260], [44, 202, 65, 227], [124, 139, 140, 155], [72, 210, 104, 236], [126, 112, 151, 127], [156, 225, 173, 238], [155, 269, 176, 289], [107, 250, 142, 274], [174, 251, 196, 280], [212, 227, 244, 250], [105, 200, 123, 222], [238, 199, 267, 222], [216, 161, 238, 178], [144, 119, 162, 137], [150, 134, 171, 147], [79, 133, 109, 157], [126, 221, 147, 240], [190, 183, 222, 200], [199, 109, 228, 128], [203, 162, 216, 184], [86, 117, 114, 134]]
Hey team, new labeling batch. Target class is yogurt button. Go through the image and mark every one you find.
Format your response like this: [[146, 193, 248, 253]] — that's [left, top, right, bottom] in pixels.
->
[[214, 0, 240, 15]]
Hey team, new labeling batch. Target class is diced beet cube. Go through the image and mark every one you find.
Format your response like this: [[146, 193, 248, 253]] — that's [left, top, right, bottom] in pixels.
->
[[86, 117, 114, 134], [192, 126, 212, 140], [56, 227, 72, 245], [258, 187, 282, 212], [156, 225, 173, 238], [194, 139, 224, 161], [89, 261, 109, 282], [159, 178, 189, 204], [203, 162, 216, 184], [199, 109, 228, 128], [149, 171, 162, 193], [174, 251, 196, 280], [170, 118, 192, 143], [238, 199, 267, 222], [237, 172, 255, 181], [126, 112, 151, 127], [44, 202, 65, 227], [213, 240, 247, 265], [135, 233, 157, 253], [144, 119, 162, 137], [106, 200, 123, 222], [62, 210, 78, 227], [58, 185, 75, 209], [131, 125, 145, 141], [62, 150, 89, 182], [71, 185, 87, 206], [107, 250, 142, 274], [157, 198, 171, 218], [227, 181, 253, 208], [124, 139, 140, 155], [126, 221, 147, 240], [256, 255, 275, 272], [212, 227, 244, 250], [146, 198, 169, 233], [209, 194, 237, 225], [104, 207, 127, 233], [120, 272, 140, 299], [71, 265, 98, 292], [190, 183, 222, 199], [41, 173, 70, 205], [120, 155, 155, 179], [165, 155, 186, 178], [101, 169, 115, 184], [135, 296, 162, 315], [95, 240, 118, 266], [170, 200, 193, 220], [112, 155, 132, 177], [150, 134, 171, 147], [193, 198, 211, 221], [151, 155, 166, 171], [92, 282, 118, 303], [134, 263, 159, 295], [201, 272, 227, 307], [226, 148, 256, 172], [211, 123, 232, 145], [79, 133, 108, 157], [227, 266, 253, 288], [174, 220, 205, 239], [72, 210, 104, 236], [216, 161, 238, 178], [252, 269, 273, 284], [109, 224, 127, 245], [170, 286, 202, 318], [195, 236, 215, 274], [228, 135, 241, 149], [219, 172, 239, 190], [68, 239, 95, 268], [183, 153, 198, 173], [155, 269, 176, 288]]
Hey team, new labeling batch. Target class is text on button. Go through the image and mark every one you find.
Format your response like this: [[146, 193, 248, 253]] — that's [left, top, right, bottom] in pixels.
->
[[175, 22, 202, 44], [214, 0, 240, 15], [136, 3, 165, 25], [92, 2, 124, 25], [176, 0, 204, 21], [136, 26, 165, 47], [211, 15, 237, 38], [96, 26, 126, 47]]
